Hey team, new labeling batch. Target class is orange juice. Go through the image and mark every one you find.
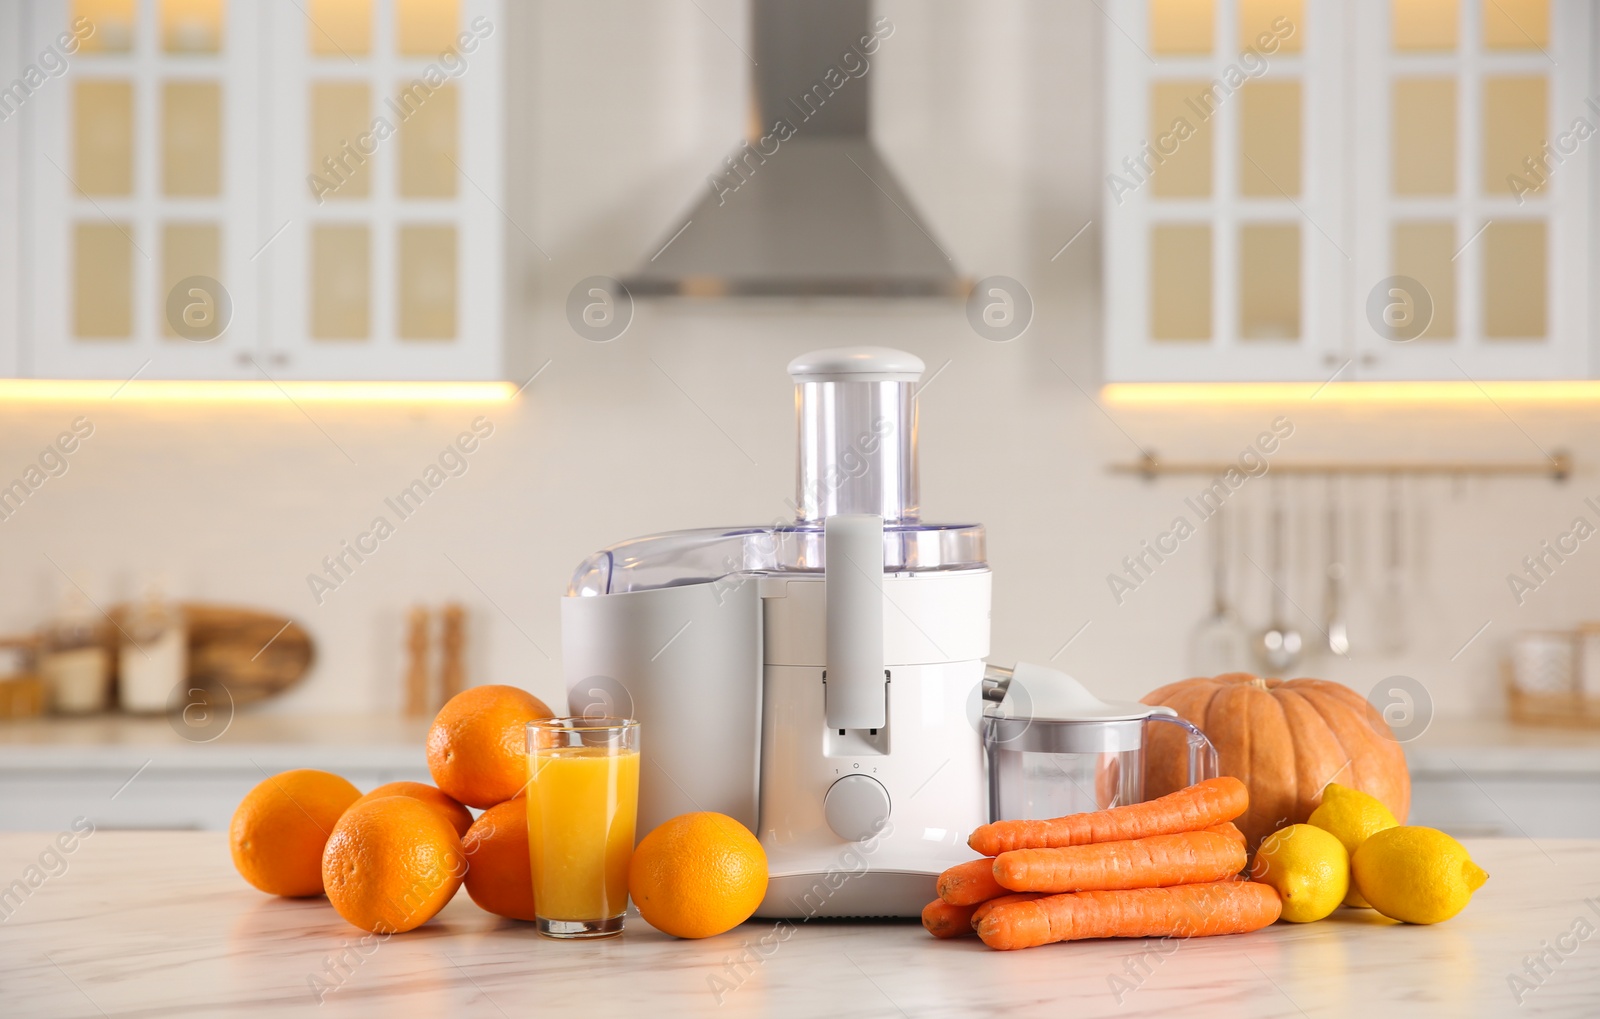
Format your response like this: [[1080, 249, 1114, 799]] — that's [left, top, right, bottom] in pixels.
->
[[527, 746, 640, 921]]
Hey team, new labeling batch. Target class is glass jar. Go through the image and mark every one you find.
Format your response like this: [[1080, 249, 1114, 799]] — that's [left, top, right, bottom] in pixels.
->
[[119, 583, 186, 713], [40, 591, 111, 714]]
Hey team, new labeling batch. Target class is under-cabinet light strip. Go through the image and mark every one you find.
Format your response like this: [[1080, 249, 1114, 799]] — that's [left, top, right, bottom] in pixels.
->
[[1101, 382, 1600, 405], [0, 380, 518, 403]]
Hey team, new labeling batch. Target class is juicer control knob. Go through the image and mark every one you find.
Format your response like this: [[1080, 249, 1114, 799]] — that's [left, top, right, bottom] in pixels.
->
[[823, 775, 891, 843]]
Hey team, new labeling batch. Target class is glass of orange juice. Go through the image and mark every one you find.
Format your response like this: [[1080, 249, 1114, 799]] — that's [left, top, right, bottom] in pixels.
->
[[526, 716, 641, 939]]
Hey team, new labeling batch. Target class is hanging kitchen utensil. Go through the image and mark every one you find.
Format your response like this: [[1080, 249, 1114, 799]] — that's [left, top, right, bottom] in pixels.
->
[[1255, 482, 1303, 676], [1189, 504, 1250, 674], [1323, 477, 1350, 658], [1373, 475, 1408, 655]]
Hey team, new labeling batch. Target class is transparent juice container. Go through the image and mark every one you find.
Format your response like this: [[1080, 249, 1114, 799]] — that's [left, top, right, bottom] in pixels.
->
[[982, 664, 1218, 821]]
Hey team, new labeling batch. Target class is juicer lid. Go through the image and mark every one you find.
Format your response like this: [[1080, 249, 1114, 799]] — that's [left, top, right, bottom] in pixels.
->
[[989, 662, 1174, 724], [787, 347, 925, 384]]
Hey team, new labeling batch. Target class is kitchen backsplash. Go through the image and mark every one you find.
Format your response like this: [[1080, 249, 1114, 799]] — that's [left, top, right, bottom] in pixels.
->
[[5, 313, 1598, 720]]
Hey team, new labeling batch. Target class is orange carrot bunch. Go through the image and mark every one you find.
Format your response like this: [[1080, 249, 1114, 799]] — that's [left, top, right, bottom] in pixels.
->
[[921, 778, 1282, 949]]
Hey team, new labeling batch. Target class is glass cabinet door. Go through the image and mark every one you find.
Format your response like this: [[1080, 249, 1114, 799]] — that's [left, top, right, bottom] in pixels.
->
[[260, 0, 504, 381], [1105, 0, 1343, 382], [1105, 0, 1593, 383], [25, 0, 262, 380], [1350, 0, 1590, 380]]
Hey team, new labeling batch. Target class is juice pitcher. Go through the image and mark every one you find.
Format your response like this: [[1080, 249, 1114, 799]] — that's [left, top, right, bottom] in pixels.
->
[[982, 663, 1218, 822]]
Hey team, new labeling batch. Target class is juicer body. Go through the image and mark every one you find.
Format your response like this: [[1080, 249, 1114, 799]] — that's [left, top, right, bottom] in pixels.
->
[[559, 552, 991, 918], [753, 566, 989, 917]]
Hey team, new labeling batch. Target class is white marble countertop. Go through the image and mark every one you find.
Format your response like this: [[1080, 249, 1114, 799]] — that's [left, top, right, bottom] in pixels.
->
[[3, 832, 1597, 1018]]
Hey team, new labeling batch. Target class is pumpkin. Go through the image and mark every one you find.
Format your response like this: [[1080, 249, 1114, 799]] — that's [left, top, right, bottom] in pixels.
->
[[1140, 673, 1410, 851]]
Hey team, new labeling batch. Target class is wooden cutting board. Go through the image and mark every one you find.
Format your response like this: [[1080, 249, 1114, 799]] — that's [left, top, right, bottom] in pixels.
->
[[105, 603, 315, 706]]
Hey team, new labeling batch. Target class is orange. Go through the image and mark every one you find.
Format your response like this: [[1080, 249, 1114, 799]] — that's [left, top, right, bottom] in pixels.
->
[[628, 812, 768, 939], [460, 798, 538, 921], [230, 769, 360, 897], [426, 685, 554, 808], [353, 781, 474, 838], [321, 795, 466, 934]]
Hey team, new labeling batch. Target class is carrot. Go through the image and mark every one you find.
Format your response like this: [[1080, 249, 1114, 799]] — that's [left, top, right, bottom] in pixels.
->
[[921, 897, 980, 938], [1207, 821, 1246, 848], [992, 828, 1247, 894], [970, 893, 1043, 929], [975, 880, 1282, 951], [937, 858, 1008, 906], [968, 776, 1249, 856]]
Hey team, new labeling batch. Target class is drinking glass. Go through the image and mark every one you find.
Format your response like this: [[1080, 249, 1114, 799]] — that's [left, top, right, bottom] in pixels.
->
[[526, 717, 641, 939]]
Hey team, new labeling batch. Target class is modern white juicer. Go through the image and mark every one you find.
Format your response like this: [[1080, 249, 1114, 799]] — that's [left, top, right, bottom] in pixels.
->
[[562, 347, 989, 917], [561, 347, 1211, 918]]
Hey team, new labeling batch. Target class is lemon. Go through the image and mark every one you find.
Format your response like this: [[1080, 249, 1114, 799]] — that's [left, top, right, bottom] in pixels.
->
[[1308, 783, 1399, 908], [1351, 826, 1488, 925], [1250, 823, 1349, 923]]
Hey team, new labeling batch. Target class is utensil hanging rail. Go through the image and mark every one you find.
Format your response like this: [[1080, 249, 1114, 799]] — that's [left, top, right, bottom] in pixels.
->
[[1112, 451, 1572, 482]]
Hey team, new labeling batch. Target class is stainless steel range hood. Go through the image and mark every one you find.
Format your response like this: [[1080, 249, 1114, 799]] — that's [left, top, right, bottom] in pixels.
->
[[621, 0, 966, 298]]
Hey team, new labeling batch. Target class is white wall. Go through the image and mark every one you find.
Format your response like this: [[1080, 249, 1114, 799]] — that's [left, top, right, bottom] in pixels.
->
[[2, 0, 1597, 721]]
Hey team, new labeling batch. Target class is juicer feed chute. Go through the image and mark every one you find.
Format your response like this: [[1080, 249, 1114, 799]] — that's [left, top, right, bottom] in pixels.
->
[[788, 346, 922, 525]]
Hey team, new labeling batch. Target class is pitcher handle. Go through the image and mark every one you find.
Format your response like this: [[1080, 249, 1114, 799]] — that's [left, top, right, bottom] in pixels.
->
[[1145, 712, 1218, 786]]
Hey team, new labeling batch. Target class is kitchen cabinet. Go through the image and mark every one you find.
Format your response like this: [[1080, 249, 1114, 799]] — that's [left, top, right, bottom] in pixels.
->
[[1404, 717, 1600, 838], [1104, 0, 1595, 383], [3, 714, 1598, 837], [7, 764, 1589, 837], [10, 0, 504, 382], [0, 763, 432, 832], [0, 713, 431, 832], [1408, 716, 1600, 831], [1408, 773, 1600, 838]]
